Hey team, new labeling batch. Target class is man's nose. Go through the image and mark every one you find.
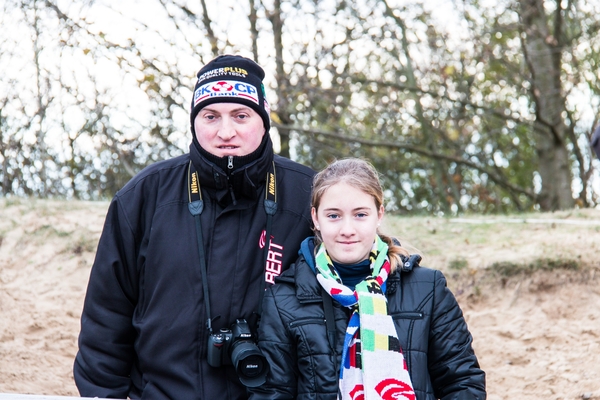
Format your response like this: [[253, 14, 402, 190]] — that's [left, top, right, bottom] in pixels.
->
[[217, 118, 236, 140]]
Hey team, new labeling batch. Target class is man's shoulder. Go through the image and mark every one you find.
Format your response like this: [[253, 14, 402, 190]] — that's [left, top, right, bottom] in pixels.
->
[[117, 154, 189, 196], [273, 155, 315, 178], [138, 153, 189, 175]]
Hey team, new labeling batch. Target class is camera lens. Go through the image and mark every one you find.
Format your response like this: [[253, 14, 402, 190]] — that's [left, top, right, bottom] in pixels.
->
[[230, 341, 269, 387], [238, 354, 265, 377]]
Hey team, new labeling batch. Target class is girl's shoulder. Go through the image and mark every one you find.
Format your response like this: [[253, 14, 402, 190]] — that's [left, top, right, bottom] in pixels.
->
[[388, 262, 446, 295]]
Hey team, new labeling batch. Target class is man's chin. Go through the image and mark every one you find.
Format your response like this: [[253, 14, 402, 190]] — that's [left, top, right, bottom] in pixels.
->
[[214, 149, 242, 157]]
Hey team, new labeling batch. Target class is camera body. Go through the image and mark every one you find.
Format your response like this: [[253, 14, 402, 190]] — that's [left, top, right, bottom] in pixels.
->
[[207, 318, 268, 387]]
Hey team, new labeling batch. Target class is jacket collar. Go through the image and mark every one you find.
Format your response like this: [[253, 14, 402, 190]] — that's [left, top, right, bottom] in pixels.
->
[[286, 237, 404, 300], [288, 237, 325, 303], [189, 135, 274, 207]]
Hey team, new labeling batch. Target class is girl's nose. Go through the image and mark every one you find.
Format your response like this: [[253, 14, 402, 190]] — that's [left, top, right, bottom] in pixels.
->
[[339, 219, 355, 236]]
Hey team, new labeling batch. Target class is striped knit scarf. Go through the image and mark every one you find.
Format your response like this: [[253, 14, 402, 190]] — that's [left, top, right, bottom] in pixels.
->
[[315, 236, 415, 400]]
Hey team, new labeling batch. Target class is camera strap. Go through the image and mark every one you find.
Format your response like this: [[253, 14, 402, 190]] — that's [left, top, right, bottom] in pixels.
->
[[258, 165, 277, 316], [187, 160, 277, 334]]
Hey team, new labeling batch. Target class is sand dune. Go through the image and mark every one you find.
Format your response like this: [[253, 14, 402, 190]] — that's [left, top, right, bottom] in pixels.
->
[[1, 199, 599, 399]]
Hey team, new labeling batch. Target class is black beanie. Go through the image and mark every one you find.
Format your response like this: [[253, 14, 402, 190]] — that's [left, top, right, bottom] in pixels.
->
[[190, 55, 271, 136]]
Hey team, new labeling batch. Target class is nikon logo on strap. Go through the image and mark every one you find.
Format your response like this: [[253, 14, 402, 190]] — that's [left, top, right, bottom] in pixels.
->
[[268, 172, 275, 197], [191, 171, 199, 194]]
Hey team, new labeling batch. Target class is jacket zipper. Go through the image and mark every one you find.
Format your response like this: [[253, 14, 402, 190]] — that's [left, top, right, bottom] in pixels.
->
[[227, 156, 236, 204]]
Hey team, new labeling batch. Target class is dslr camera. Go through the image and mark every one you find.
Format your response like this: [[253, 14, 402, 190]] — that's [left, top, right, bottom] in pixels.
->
[[207, 318, 269, 387]]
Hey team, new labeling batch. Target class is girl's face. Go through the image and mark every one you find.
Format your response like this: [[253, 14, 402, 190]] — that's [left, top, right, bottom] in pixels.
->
[[312, 182, 384, 264]]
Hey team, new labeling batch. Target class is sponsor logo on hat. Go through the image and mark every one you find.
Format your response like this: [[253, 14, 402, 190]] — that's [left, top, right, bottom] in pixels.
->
[[194, 80, 260, 106], [197, 67, 249, 84]]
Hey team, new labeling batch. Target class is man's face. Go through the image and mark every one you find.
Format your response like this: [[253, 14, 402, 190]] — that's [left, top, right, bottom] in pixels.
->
[[194, 103, 265, 157]]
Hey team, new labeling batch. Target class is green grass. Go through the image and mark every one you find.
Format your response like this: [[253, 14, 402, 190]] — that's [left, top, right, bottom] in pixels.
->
[[382, 210, 600, 273], [489, 258, 580, 277]]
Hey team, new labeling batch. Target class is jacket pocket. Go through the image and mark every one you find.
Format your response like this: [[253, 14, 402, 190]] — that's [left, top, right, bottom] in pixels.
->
[[391, 311, 424, 320], [288, 317, 329, 355], [133, 261, 147, 323], [289, 317, 326, 328]]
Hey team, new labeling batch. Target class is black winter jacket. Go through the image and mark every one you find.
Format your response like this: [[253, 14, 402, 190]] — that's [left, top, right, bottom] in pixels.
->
[[249, 238, 486, 400], [74, 138, 315, 400]]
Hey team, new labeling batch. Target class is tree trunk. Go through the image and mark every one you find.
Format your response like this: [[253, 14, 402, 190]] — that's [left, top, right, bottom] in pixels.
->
[[266, 0, 290, 159], [520, 0, 574, 210]]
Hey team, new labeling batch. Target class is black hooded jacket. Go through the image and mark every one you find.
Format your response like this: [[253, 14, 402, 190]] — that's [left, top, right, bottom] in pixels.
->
[[249, 238, 486, 400], [73, 136, 315, 400]]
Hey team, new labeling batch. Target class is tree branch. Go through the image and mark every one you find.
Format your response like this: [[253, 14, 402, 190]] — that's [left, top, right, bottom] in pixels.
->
[[276, 123, 537, 199]]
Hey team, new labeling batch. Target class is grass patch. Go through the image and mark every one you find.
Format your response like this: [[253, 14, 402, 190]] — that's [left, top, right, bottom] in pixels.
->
[[487, 257, 580, 277], [67, 236, 98, 255], [31, 224, 71, 238], [448, 257, 469, 270]]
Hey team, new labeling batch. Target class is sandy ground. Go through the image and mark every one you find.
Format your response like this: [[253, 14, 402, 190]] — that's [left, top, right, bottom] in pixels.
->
[[0, 199, 599, 399]]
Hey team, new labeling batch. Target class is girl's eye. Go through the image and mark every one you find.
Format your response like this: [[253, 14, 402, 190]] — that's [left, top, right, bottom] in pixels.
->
[[327, 214, 340, 220], [356, 213, 367, 218]]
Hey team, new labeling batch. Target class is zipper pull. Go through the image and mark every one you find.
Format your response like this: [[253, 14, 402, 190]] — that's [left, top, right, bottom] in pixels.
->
[[228, 156, 234, 170]]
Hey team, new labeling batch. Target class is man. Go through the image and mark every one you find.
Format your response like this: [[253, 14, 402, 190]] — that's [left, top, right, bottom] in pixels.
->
[[74, 55, 315, 399]]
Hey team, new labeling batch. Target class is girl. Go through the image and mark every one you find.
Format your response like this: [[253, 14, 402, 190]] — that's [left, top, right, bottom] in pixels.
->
[[249, 158, 485, 399]]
